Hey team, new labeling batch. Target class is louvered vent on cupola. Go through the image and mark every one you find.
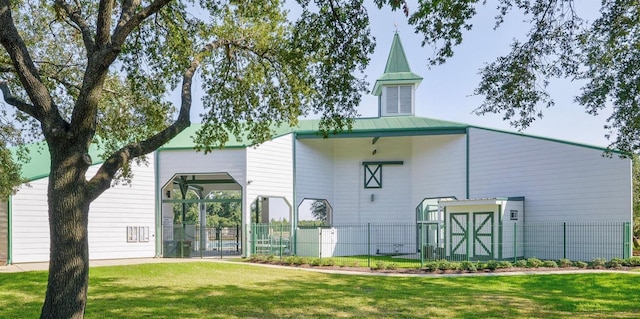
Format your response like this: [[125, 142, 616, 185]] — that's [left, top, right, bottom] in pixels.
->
[[371, 32, 423, 117]]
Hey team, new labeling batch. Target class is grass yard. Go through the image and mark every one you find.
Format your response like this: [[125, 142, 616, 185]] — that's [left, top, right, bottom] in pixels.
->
[[1, 261, 639, 318]]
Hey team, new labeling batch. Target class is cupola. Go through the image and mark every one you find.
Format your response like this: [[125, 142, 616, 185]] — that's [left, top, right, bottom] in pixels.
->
[[372, 33, 423, 117]]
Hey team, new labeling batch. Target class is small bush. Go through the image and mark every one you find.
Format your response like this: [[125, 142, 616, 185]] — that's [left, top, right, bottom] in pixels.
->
[[436, 259, 458, 271], [574, 260, 588, 268], [543, 260, 558, 268], [627, 256, 640, 266], [526, 258, 543, 268], [310, 258, 322, 266], [460, 261, 477, 272], [514, 259, 528, 268], [348, 260, 360, 268], [591, 258, 606, 269], [387, 263, 399, 270], [486, 260, 499, 270], [423, 261, 437, 272], [606, 258, 623, 269], [372, 261, 388, 270], [559, 258, 572, 268], [499, 261, 513, 269]]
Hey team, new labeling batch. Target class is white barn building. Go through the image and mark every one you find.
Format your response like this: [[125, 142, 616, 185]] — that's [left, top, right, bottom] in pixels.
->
[[0, 34, 632, 265]]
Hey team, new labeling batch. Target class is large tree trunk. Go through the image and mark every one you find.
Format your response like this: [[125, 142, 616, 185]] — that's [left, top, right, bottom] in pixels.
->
[[40, 146, 91, 319]]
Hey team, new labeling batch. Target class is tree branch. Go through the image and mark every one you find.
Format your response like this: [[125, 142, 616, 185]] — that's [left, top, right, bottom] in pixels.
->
[[53, 0, 96, 53], [0, 81, 37, 118], [0, 0, 65, 129], [85, 42, 219, 201], [112, 0, 172, 47], [95, 0, 114, 48]]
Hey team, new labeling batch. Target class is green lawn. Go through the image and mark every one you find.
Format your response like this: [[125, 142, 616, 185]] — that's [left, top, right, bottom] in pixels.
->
[[1, 261, 639, 318]]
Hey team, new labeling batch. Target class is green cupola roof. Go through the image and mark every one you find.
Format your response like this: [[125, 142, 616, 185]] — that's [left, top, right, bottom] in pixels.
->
[[372, 33, 423, 96]]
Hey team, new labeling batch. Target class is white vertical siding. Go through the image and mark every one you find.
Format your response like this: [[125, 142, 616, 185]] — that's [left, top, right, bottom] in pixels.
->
[[295, 139, 334, 207], [156, 147, 248, 246], [0, 200, 7, 262], [157, 148, 247, 190], [468, 128, 632, 223], [331, 137, 413, 224], [10, 178, 49, 262], [411, 134, 467, 205], [246, 134, 294, 220], [11, 154, 157, 263], [87, 153, 156, 260]]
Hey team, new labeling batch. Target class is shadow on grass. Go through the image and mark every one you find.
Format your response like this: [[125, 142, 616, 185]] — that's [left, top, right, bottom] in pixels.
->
[[3, 263, 640, 318]]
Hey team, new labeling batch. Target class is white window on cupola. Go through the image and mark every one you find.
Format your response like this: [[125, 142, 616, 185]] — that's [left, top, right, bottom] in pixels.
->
[[384, 85, 413, 115]]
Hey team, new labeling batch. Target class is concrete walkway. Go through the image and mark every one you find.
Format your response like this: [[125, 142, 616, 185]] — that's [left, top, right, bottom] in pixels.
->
[[2, 257, 640, 277], [0, 257, 207, 273]]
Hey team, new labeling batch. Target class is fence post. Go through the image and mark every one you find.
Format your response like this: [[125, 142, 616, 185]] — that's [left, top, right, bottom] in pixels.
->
[[419, 223, 424, 268], [563, 222, 567, 260], [513, 222, 517, 263], [279, 223, 284, 259], [624, 222, 631, 259], [319, 227, 323, 259], [367, 223, 371, 268]]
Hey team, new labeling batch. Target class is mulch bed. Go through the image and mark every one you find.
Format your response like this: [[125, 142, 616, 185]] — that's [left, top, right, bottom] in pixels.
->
[[249, 260, 640, 275]]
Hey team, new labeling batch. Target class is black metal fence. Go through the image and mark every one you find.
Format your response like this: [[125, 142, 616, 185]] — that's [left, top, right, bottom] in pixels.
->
[[249, 222, 632, 266], [163, 224, 242, 258]]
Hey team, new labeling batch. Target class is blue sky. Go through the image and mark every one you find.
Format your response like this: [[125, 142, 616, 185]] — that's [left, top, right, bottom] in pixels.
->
[[356, 2, 610, 147], [185, 2, 611, 147]]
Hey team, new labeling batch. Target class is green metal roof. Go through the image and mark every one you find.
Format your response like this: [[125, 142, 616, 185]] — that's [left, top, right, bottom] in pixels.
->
[[13, 142, 105, 182], [372, 33, 423, 96], [160, 116, 468, 149], [13, 115, 619, 182]]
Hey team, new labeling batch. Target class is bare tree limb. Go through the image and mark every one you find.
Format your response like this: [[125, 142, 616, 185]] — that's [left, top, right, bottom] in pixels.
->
[[111, 0, 172, 47], [53, 0, 96, 53], [0, 81, 37, 118]]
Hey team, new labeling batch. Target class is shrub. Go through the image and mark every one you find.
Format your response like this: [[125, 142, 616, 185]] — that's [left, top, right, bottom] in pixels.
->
[[606, 258, 623, 269], [423, 261, 437, 272], [387, 263, 399, 270], [372, 261, 388, 270], [591, 258, 606, 269], [436, 259, 458, 271], [627, 256, 640, 266], [559, 258, 572, 268], [310, 258, 322, 266], [574, 260, 588, 268], [347, 260, 360, 268], [543, 260, 558, 268], [526, 258, 543, 268], [514, 259, 528, 268], [486, 260, 499, 270], [499, 261, 513, 269], [460, 261, 477, 272], [321, 258, 337, 267]]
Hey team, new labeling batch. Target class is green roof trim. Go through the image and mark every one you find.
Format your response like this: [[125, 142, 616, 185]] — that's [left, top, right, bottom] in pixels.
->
[[12, 142, 105, 182], [12, 116, 623, 183], [372, 33, 423, 96]]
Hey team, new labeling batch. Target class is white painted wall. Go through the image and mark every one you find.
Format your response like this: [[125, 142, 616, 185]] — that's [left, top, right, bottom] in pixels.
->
[[0, 200, 7, 262], [411, 134, 466, 205], [157, 148, 247, 190], [331, 137, 413, 224], [11, 177, 50, 262], [468, 128, 632, 223], [295, 139, 334, 207], [11, 154, 157, 263], [246, 134, 294, 222], [156, 147, 248, 254], [296, 135, 467, 225]]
